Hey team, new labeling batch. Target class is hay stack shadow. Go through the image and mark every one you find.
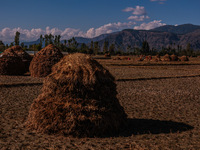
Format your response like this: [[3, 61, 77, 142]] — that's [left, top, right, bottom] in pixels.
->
[[25, 53, 127, 137], [118, 119, 193, 137]]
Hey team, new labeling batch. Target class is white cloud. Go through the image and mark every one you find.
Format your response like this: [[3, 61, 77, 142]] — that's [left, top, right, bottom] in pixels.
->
[[150, 0, 167, 4], [128, 15, 150, 21], [0, 21, 136, 42], [134, 20, 166, 30], [123, 6, 146, 15]]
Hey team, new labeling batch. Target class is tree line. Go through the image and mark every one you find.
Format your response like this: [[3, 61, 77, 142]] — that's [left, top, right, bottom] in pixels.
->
[[0, 31, 200, 56]]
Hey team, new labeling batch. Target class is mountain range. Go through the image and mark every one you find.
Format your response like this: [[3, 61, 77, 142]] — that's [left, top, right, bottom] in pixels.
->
[[24, 24, 200, 51]]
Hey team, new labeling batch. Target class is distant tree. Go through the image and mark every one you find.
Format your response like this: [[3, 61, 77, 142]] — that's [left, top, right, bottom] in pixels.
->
[[88, 40, 94, 54], [142, 40, 150, 55], [109, 43, 115, 55], [186, 43, 193, 56], [48, 34, 54, 44], [103, 41, 109, 54], [90, 41, 94, 50], [80, 43, 88, 53], [64, 40, 67, 46], [0, 41, 5, 51], [20, 42, 24, 48], [44, 34, 49, 46], [14, 31, 20, 45], [127, 45, 131, 54], [10, 42, 14, 47], [39, 35, 43, 47], [94, 41, 99, 55]]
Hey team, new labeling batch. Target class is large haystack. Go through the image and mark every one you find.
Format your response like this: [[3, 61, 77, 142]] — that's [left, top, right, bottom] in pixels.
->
[[0, 49, 25, 75], [170, 54, 178, 61], [25, 53, 127, 137], [8, 46, 32, 72], [29, 44, 63, 77], [162, 54, 171, 61]]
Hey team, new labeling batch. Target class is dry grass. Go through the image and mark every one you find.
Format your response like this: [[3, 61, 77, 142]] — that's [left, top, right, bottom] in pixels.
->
[[29, 44, 63, 77], [0, 58, 200, 149], [26, 53, 127, 137]]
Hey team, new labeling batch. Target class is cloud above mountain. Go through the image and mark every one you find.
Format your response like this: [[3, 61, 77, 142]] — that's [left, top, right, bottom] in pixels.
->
[[0, 22, 136, 42], [134, 20, 166, 30]]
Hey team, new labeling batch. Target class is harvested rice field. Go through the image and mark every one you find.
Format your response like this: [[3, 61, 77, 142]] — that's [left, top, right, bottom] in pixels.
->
[[1, 58, 200, 149]]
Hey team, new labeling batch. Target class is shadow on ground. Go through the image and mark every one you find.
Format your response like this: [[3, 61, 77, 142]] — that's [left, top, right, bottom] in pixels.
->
[[118, 118, 194, 137]]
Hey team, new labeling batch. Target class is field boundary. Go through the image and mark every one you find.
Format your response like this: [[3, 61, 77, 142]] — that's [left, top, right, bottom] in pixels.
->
[[117, 74, 200, 82], [0, 82, 43, 88]]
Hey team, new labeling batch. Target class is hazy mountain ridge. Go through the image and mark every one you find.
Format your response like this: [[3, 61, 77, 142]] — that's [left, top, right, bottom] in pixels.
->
[[23, 24, 200, 51]]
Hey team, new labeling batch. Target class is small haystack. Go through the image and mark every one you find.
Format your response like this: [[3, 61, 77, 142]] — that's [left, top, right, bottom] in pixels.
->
[[29, 44, 63, 77], [162, 54, 171, 61], [104, 53, 111, 58], [0, 49, 25, 75], [170, 54, 179, 61], [144, 55, 152, 61], [152, 54, 161, 62], [137, 55, 145, 61], [25, 53, 127, 137], [9, 46, 32, 72], [180, 55, 189, 61], [113, 57, 121, 60]]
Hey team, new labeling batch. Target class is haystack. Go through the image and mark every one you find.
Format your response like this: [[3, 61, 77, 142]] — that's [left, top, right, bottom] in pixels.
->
[[162, 54, 171, 61], [180, 55, 189, 61], [152, 54, 161, 62], [104, 53, 111, 58], [29, 44, 63, 77], [25, 53, 127, 137], [0, 49, 25, 75], [170, 54, 178, 61], [137, 55, 145, 61], [7, 46, 32, 72]]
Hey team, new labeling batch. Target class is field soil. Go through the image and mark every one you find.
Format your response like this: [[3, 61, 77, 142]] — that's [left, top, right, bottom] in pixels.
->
[[1, 58, 200, 149]]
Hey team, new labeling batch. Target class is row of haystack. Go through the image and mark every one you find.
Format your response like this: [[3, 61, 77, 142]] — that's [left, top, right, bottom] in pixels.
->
[[137, 54, 189, 62], [0, 44, 63, 76], [0, 46, 32, 75], [162, 54, 189, 61]]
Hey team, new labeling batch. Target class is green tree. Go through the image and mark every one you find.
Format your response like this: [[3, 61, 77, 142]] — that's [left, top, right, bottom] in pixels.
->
[[0, 41, 5, 51], [14, 31, 20, 45], [109, 43, 115, 55], [103, 41, 109, 54], [142, 40, 150, 55], [94, 41, 99, 55], [64, 40, 67, 46], [20, 42, 24, 48], [39, 35, 43, 47], [44, 34, 49, 46], [80, 43, 88, 53]]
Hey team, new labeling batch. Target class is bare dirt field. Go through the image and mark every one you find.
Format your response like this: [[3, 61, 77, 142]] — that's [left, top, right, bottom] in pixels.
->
[[1, 58, 200, 149]]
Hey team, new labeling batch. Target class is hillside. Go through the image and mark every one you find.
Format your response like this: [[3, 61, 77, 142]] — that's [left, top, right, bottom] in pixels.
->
[[151, 24, 200, 35], [22, 24, 200, 51]]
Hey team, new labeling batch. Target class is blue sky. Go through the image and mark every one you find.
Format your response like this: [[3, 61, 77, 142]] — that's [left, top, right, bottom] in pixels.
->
[[0, 0, 200, 42]]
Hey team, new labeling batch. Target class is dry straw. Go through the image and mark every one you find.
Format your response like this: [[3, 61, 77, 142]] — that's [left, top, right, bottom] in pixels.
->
[[10, 45, 32, 72], [162, 54, 171, 61], [180, 55, 189, 61], [0, 48, 25, 75], [170, 54, 179, 61], [25, 53, 127, 137], [29, 44, 63, 77]]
